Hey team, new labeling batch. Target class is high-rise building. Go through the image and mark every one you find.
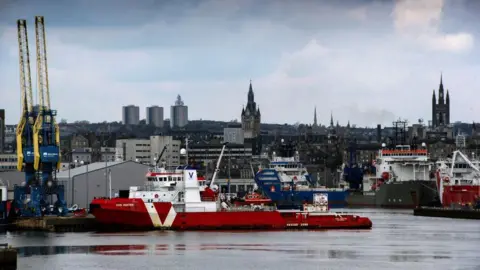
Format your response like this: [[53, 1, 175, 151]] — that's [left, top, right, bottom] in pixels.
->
[[122, 105, 140, 125], [146, 106, 164, 127], [0, 109, 4, 153], [170, 95, 188, 128]]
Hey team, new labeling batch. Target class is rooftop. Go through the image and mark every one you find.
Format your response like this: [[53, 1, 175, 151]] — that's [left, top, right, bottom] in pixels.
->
[[56, 160, 135, 178]]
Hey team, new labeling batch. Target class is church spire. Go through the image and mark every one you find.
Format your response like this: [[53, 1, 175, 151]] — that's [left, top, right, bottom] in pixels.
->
[[438, 73, 444, 104], [313, 106, 318, 126], [330, 111, 334, 127], [248, 79, 254, 103]]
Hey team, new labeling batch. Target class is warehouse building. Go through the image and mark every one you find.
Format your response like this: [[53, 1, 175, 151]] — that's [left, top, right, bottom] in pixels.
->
[[56, 160, 150, 208]]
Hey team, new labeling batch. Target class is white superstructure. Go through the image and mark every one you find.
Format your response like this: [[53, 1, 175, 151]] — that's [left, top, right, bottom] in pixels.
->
[[128, 165, 207, 203], [375, 142, 433, 183]]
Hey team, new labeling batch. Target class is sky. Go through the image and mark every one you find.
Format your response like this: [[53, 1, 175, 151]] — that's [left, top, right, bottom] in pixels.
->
[[0, 0, 479, 127]]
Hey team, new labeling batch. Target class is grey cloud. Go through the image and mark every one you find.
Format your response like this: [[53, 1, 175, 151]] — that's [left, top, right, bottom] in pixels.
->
[[0, 0, 479, 126]]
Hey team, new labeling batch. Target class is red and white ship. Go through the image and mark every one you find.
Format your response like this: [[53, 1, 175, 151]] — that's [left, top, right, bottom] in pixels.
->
[[436, 150, 480, 208], [90, 143, 372, 231], [91, 172, 372, 230]]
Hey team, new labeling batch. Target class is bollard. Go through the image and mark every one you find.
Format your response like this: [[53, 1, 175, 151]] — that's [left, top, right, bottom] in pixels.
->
[[0, 243, 17, 270]]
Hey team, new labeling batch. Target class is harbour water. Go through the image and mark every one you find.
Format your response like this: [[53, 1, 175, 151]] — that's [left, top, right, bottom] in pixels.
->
[[1, 208, 479, 270]]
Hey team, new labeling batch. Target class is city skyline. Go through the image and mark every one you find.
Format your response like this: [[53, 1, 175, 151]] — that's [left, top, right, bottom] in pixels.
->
[[1, 0, 480, 126]]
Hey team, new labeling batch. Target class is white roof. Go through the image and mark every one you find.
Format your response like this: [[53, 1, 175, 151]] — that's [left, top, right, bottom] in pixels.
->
[[56, 160, 126, 178]]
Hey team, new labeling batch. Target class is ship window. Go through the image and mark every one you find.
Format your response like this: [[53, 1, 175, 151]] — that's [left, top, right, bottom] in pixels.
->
[[168, 176, 172, 181]]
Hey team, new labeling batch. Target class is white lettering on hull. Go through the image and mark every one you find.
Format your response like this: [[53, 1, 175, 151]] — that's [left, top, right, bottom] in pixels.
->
[[144, 202, 176, 228]]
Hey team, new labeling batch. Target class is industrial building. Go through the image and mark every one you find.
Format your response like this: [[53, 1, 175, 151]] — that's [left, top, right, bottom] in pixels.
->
[[0, 154, 16, 171], [115, 136, 181, 165], [0, 109, 4, 153], [115, 138, 150, 163], [223, 127, 244, 144], [149, 135, 181, 166], [122, 105, 140, 125], [170, 95, 188, 128], [55, 160, 150, 208], [146, 106, 164, 127]]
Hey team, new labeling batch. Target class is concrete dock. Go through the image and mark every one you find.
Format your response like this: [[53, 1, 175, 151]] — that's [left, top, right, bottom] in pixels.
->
[[12, 214, 97, 232], [0, 243, 17, 270], [414, 207, 480, 220]]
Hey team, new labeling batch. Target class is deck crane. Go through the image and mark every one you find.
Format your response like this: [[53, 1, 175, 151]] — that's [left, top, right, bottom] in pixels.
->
[[201, 142, 228, 200], [153, 145, 168, 167], [33, 16, 67, 216]]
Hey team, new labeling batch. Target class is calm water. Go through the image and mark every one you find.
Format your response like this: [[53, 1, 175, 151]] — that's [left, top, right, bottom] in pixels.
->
[[1, 208, 479, 270]]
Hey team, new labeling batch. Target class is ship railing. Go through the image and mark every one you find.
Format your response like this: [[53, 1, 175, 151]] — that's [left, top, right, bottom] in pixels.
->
[[224, 205, 277, 212]]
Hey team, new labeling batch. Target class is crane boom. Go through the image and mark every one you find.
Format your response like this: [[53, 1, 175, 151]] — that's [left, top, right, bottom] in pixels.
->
[[33, 16, 61, 171], [210, 142, 228, 188], [33, 16, 45, 170], [15, 19, 35, 171], [35, 16, 51, 110]]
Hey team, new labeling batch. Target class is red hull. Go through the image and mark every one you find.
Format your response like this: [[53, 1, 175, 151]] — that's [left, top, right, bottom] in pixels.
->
[[442, 185, 480, 207], [90, 198, 372, 230]]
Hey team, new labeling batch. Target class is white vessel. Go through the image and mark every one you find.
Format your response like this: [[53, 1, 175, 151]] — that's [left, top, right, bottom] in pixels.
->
[[347, 120, 438, 208], [435, 150, 480, 208]]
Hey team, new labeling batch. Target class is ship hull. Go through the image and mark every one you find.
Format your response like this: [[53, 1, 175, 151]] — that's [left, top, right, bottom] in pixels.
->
[[346, 181, 438, 208], [90, 198, 372, 231], [442, 185, 480, 208]]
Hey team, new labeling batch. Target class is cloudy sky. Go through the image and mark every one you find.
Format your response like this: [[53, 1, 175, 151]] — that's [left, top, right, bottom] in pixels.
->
[[0, 0, 479, 127]]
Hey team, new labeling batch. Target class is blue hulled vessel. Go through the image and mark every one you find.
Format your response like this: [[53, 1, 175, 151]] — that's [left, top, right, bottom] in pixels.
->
[[254, 140, 348, 208]]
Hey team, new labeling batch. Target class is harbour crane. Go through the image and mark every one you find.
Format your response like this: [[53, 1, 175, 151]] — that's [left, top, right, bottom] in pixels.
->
[[12, 17, 67, 217], [32, 16, 66, 216], [12, 18, 40, 217]]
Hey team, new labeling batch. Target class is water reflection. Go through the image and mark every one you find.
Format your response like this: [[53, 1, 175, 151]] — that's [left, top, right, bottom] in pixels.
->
[[14, 243, 450, 263], [2, 209, 479, 270]]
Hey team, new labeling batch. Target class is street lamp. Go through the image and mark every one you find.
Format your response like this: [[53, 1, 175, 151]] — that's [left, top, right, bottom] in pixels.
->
[[102, 134, 111, 198], [71, 159, 78, 206], [80, 160, 89, 209]]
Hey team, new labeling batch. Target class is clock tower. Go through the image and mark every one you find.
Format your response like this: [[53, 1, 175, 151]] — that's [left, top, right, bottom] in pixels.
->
[[241, 80, 261, 139]]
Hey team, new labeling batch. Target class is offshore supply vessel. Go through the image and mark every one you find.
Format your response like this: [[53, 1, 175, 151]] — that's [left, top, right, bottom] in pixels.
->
[[435, 150, 480, 208], [89, 145, 372, 230], [253, 140, 348, 208], [346, 120, 438, 208], [90, 168, 372, 230]]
